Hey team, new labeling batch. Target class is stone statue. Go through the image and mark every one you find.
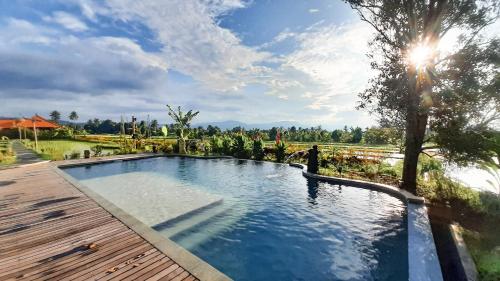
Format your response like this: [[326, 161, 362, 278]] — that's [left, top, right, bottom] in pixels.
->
[[307, 145, 319, 174]]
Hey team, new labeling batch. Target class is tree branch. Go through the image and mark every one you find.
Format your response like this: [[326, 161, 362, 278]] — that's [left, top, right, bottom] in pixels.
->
[[350, 5, 402, 50]]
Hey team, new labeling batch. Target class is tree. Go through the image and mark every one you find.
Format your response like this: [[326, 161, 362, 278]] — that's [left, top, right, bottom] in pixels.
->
[[207, 125, 221, 136], [331, 129, 342, 142], [346, 0, 500, 194], [69, 111, 78, 121], [252, 138, 265, 160], [49, 110, 61, 123], [150, 119, 159, 136], [166, 105, 199, 154], [364, 127, 400, 145], [351, 127, 363, 143]]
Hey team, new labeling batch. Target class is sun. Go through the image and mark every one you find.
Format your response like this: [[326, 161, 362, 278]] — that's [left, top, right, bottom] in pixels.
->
[[408, 44, 434, 69]]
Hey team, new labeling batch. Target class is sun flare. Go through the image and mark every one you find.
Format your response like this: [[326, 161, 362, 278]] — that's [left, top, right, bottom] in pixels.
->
[[408, 44, 434, 69]]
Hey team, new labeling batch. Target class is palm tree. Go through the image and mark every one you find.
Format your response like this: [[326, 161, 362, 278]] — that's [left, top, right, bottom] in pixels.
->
[[166, 105, 199, 154], [150, 119, 159, 136], [69, 111, 79, 129], [69, 111, 79, 121], [49, 110, 61, 123]]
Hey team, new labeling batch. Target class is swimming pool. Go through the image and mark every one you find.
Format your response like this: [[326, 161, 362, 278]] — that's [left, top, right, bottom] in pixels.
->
[[64, 156, 409, 281]]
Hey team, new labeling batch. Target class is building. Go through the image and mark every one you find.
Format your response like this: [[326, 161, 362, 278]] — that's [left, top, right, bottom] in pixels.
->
[[0, 115, 59, 138]]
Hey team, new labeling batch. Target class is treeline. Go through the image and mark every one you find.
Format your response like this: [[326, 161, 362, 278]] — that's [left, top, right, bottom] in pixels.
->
[[79, 118, 401, 145]]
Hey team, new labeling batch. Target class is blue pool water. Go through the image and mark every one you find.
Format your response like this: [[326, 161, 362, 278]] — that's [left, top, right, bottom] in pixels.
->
[[64, 157, 408, 281]]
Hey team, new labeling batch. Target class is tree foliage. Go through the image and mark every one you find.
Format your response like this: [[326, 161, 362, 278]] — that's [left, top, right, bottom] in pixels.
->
[[166, 105, 199, 154], [346, 0, 500, 193], [49, 110, 61, 122], [69, 111, 79, 121]]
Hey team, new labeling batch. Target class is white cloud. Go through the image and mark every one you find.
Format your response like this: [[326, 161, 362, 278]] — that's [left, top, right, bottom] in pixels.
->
[[0, 18, 166, 97], [44, 11, 88, 32], [301, 92, 313, 98], [309, 8, 320, 13], [285, 22, 373, 93], [0, 1, 380, 128], [277, 22, 374, 111], [84, 0, 272, 91]]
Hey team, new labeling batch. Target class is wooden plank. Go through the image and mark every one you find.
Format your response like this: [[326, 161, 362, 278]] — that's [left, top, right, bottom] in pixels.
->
[[0, 163, 204, 281], [171, 271, 190, 281], [70, 248, 159, 281], [133, 260, 176, 281], [0, 221, 125, 268], [160, 266, 185, 281], [0, 229, 138, 279], [147, 264, 180, 281]]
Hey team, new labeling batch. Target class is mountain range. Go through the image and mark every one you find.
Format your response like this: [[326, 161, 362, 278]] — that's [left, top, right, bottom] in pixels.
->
[[192, 120, 306, 130]]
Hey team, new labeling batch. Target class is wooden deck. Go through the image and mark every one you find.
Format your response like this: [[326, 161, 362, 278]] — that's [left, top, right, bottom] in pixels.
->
[[0, 163, 199, 281]]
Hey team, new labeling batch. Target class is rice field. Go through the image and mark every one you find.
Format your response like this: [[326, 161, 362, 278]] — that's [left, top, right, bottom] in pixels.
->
[[23, 140, 119, 160]]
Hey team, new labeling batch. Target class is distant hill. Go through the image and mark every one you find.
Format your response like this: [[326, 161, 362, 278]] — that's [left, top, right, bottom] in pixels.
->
[[193, 120, 304, 130]]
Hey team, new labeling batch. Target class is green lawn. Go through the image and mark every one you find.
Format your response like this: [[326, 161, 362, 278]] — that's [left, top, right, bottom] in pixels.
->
[[23, 140, 119, 160]]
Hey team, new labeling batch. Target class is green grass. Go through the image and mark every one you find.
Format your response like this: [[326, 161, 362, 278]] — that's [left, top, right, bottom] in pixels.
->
[[462, 225, 500, 281], [0, 140, 16, 165], [23, 140, 119, 160]]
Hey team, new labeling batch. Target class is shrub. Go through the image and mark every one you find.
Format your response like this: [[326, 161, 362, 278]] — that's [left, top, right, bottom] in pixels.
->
[[159, 143, 173, 153], [69, 151, 80, 159], [90, 145, 103, 157], [185, 139, 199, 153], [275, 141, 287, 163], [252, 139, 265, 160], [319, 153, 330, 168], [38, 127, 74, 140], [232, 135, 252, 159], [418, 154, 443, 176], [203, 141, 211, 156], [172, 142, 180, 153], [221, 135, 233, 155], [378, 162, 399, 177], [361, 163, 378, 179], [479, 192, 500, 218], [426, 173, 484, 214], [210, 136, 224, 154]]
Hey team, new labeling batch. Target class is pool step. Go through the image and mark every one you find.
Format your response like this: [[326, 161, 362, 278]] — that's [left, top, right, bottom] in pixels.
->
[[154, 201, 234, 238], [168, 202, 247, 250]]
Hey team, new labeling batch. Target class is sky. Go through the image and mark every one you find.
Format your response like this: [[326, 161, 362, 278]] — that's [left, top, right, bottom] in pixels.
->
[[0, 0, 378, 129]]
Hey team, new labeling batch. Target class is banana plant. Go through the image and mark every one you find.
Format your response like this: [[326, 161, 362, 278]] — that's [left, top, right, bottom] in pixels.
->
[[166, 105, 199, 154]]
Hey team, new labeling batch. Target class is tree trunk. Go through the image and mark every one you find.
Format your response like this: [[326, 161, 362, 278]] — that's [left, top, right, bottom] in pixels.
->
[[179, 139, 187, 154], [401, 113, 427, 194], [178, 129, 187, 154], [401, 66, 430, 195]]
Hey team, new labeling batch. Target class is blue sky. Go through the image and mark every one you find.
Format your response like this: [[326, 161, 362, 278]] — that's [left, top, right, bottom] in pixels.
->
[[0, 0, 377, 129]]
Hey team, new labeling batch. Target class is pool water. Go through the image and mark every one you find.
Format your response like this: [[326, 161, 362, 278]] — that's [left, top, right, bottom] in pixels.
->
[[64, 157, 408, 281]]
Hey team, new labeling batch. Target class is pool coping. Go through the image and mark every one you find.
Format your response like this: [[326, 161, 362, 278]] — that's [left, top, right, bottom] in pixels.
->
[[52, 155, 232, 281], [449, 224, 479, 281], [289, 163, 425, 204]]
